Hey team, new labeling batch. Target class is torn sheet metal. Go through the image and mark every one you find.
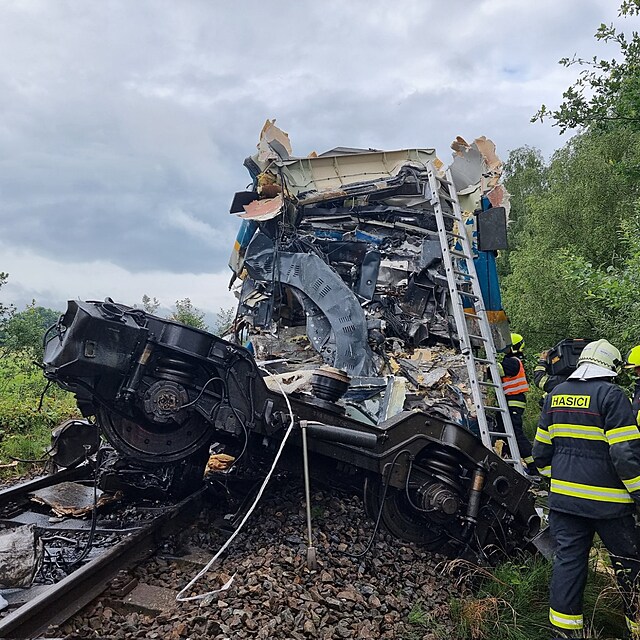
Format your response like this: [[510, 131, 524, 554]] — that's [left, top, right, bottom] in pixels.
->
[[239, 193, 284, 221], [0, 524, 42, 588], [277, 148, 439, 204], [256, 118, 293, 164], [30, 481, 118, 517], [227, 121, 513, 426]]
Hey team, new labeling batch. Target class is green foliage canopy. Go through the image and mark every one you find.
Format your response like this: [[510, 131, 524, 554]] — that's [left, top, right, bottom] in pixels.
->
[[502, 2, 640, 358], [533, 1, 640, 133], [0, 302, 60, 359], [168, 297, 208, 331]]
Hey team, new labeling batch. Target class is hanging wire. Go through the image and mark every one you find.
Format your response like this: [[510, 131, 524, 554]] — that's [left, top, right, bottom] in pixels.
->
[[176, 366, 296, 604]]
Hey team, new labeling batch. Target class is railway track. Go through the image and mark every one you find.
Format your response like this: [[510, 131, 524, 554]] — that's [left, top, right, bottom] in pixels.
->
[[0, 467, 207, 639]]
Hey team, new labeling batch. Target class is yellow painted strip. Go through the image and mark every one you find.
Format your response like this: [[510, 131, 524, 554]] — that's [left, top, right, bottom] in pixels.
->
[[622, 475, 640, 492], [607, 426, 640, 445]]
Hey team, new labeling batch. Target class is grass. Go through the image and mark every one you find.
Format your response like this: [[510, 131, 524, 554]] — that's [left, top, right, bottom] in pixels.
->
[[0, 350, 80, 477], [439, 552, 627, 640], [523, 385, 544, 441], [405, 601, 451, 639]]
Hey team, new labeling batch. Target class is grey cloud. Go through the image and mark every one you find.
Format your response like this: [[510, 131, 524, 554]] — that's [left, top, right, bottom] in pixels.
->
[[0, 0, 623, 302]]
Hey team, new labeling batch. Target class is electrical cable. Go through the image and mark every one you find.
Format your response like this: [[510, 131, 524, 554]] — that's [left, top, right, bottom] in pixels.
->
[[220, 370, 250, 472], [37, 380, 52, 412], [181, 376, 224, 409], [65, 446, 101, 568], [345, 448, 409, 559], [176, 367, 296, 604]]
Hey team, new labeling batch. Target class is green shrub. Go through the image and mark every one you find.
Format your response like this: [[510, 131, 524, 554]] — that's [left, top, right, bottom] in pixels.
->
[[0, 350, 79, 475]]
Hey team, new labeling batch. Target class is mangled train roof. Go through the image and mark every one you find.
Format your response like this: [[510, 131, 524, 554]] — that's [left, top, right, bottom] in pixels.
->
[[227, 119, 511, 427]]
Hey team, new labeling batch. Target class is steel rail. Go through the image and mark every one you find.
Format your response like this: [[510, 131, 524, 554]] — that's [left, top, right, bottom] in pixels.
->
[[0, 485, 208, 639]]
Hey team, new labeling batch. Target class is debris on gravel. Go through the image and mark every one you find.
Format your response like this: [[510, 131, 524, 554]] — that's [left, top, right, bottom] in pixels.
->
[[46, 477, 467, 639]]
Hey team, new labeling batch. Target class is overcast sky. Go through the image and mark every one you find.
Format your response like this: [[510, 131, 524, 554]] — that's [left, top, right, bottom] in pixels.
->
[[0, 0, 627, 324]]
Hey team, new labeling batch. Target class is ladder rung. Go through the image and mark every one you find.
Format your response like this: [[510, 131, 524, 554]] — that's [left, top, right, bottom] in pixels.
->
[[429, 164, 524, 476], [455, 290, 480, 300]]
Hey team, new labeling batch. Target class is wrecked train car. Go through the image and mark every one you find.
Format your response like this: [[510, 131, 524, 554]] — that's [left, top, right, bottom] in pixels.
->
[[228, 121, 511, 427], [42, 122, 540, 561]]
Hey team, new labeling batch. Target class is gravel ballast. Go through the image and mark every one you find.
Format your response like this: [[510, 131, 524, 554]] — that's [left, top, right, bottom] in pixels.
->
[[46, 477, 467, 639]]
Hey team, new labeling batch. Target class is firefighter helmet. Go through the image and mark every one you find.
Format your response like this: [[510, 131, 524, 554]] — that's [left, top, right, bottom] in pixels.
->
[[625, 345, 640, 369], [510, 333, 524, 352], [577, 339, 622, 372]]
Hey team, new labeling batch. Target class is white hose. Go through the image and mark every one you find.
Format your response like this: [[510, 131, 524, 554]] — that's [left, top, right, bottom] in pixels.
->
[[176, 367, 295, 604]]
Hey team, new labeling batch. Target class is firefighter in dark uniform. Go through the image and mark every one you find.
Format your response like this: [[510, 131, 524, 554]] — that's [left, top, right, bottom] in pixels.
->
[[534, 339, 588, 408], [533, 339, 640, 639], [498, 332, 535, 471], [534, 352, 570, 398], [625, 345, 640, 426]]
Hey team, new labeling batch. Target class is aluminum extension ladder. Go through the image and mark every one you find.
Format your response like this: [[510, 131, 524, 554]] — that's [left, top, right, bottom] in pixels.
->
[[426, 163, 524, 475]]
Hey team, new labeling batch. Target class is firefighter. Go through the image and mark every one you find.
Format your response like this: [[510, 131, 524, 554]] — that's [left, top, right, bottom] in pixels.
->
[[498, 332, 535, 470], [625, 345, 640, 427], [533, 339, 640, 639], [534, 351, 569, 398], [534, 339, 587, 407]]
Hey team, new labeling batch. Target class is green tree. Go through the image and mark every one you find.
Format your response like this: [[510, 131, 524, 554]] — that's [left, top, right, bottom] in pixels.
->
[[500, 146, 547, 278], [0, 275, 78, 471], [212, 307, 236, 337], [0, 302, 60, 359], [140, 294, 161, 315], [505, 0, 640, 355], [559, 214, 640, 352], [0, 272, 15, 322], [533, 1, 640, 133], [169, 298, 208, 330], [501, 128, 640, 354]]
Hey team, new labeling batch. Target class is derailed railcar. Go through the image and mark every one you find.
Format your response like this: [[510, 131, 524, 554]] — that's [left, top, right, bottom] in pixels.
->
[[43, 299, 539, 562], [42, 122, 542, 561]]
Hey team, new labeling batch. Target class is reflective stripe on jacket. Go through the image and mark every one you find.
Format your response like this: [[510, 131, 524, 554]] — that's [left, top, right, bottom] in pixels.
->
[[501, 358, 529, 395], [533, 359, 567, 396], [532, 378, 640, 518]]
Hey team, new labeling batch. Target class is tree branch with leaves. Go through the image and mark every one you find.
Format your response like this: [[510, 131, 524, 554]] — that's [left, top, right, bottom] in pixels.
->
[[533, 1, 640, 133]]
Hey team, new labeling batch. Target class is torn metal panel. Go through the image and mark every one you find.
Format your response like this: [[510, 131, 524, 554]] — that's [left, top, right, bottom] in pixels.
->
[[239, 193, 284, 221], [256, 118, 293, 164], [30, 481, 118, 517], [277, 149, 438, 202], [227, 121, 514, 426]]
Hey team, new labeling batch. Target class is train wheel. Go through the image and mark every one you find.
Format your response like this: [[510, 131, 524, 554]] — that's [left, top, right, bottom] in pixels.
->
[[363, 477, 450, 551]]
